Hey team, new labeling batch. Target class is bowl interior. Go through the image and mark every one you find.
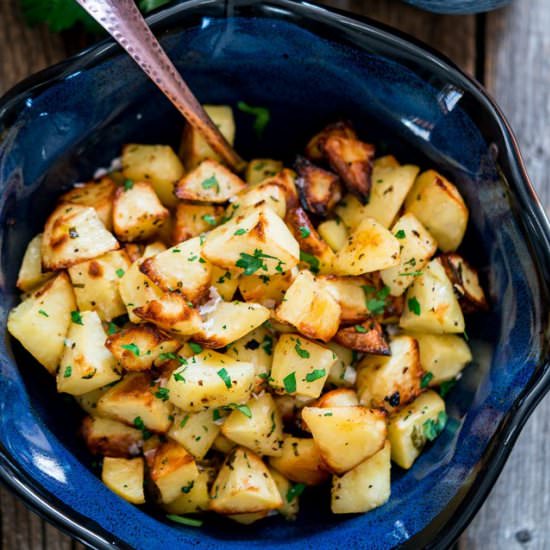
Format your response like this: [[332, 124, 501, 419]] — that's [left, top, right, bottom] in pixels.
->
[[0, 3, 547, 549]]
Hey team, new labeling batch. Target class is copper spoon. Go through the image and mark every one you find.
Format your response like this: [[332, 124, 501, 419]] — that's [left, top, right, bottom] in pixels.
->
[[75, 0, 246, 173]]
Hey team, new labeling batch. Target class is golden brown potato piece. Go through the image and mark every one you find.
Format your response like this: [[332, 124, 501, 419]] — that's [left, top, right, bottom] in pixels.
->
[[317, 275, 369, 324], [334, 319, 390, 355], [112, 182, 169, 242], [172, 203, 224, 243], [315, 388, 359, 408], [105, 324, 179, 371], [16, 234, 54, 292], [81, 416, 143, 457], [305, 121, 357, 162], [245, 159, 284, 185], [42, 204, 119, 271], [175, 159, 246, 203], [295, 156, 342, 216], [439, 253, 488, 313], [102, 456, 146, 504], [324, 136, 375, 204], [238, 269, 295, 307], [59, 177, 117, 230]]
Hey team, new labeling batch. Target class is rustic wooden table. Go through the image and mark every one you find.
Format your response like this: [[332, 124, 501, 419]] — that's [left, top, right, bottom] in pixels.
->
[[0, 0, 548, 548]]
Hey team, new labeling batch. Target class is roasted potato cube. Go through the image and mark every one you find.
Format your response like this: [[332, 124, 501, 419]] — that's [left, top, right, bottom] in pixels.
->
[[380, 213, 437, 296], [269, 468, 299, 520], [172, 203, 224, 243], [332, 217, 400, 276], [295, 156, 342, 215], [331, 441, 390, 514], [269, 436, 328, 485], [7, 273, 76, 374], [317, 219, 348, 252], [356, 335, 424, 412], [240, 268, 295, 308], [167, 350, 255, 411], [68, 249, 131, 321], [211, 266, 239, 301], [42, 204, 119, 271], [133, 292, 202, 336], [81, 415, 143, 457], [203, 204, 300, 275], [102, 457, 145, 504], [139, 237, 211, 304], [270, 334, 335, 398], [246, 159, 284, 185], [168, 409, 221, 459], [285, 207, 335, 274], [325, 342, 355, 387], [412, 333, 472, 385], [59, 177, 117, 230], [193, 301, 270, 349], [213, 434, 237, 454], [374, 155, 400, 170], [334, 319, 390, 354], [405, 170, 468, 251], [180, 105, 236, 170], [148, 440, 199, 503], [16, 234, 54, 292], [439, 253, 488, 312], [317, 275, 369, 324], [112, 182, 169, 242], [210, 447, 282, 514], [305, 121, 357, 162], [228, 512, 268, 525], [97, 372, 173, 432], [315, 388, 359, 408], [175, 159, 246, 203], [399, 258, 465, 334], [75, 385, 110, 415], [335, 165, 419, 230], [302, 406, 386, 474], [221, 393, 284, 457], [105, 324, 179, 371], [324, 136, 374, 203], [226, 326, 274, 390], [276, 270, 341, 342], [163, 470, 210, 514], [388, 390, 446, 469], [56, 311, 121, 395], [121, 144, 184, 208]]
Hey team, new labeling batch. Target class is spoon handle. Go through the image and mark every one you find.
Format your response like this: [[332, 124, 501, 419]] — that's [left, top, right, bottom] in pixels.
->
[[76, 0, 246, 172]]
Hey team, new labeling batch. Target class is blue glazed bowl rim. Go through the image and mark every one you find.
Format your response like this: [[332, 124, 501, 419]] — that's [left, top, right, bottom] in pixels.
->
[[0, 1, 549, 548]]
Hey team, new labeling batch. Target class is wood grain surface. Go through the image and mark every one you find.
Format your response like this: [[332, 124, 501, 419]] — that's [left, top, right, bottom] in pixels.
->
[[0, 0, 548, 548]]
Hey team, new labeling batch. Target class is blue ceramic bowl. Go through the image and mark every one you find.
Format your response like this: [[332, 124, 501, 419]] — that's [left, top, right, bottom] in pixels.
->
[[0, 1, 548, 548], [401, 0, 511, 13]]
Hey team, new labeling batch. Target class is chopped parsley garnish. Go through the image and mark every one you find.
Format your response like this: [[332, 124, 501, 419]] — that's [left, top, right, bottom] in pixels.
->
[[420, 372, 434, 389], [262, 334, 273, 356], [154, 387, 170, 401], [355, 325, 367, 333], [237, 101, 271, 137], [236, 249, 281, 275], [399, 271, 423, 277], [202, 214, 217, 226], [180, 414, 190, 428], [201, 175, 219, 193], [305, 369, 326, 382], [408, 297, 421, 316], [423, 411, 448, 441], [68, 227, 79, 239], [217, 367, 232, 389], [134, 416, 152, 440], [234, 404, 252, 418], [38, 309, 49, 317], [299, 251, 320, 274], [362, 284, 390, 315], [107, 322, 119, 335], [283, 372, 296, 393], [234, 228, 247, 236], [123, 179, 134, 191], [286, 482, 306, 503], [299, 226, 311, 238], [188, 342, 203, 354], [395, 229, 406, 239], [294, 339, 310, 358], [173, 371, 186, 383], [121, 343, 140, 356], [166, 514, 203, 527], [439, 379, 457, 397], [63, 365, 72, 378], [70, 310, 84, 325], [181, 481, 195, 494], [212, 409, 222, 422], [115, 268, 125, 278]]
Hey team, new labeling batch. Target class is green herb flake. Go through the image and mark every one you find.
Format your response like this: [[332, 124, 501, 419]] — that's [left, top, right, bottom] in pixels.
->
[[180, 414, 190, 428], [299, 250, 320, 274], [395, 229, 406, 239], [212, 409, 222, 422], [217, 367, 232, 389], [38, 309, 49, 318], [286, 482, 306, 503], [115, 268, 125, 278], [354, 325, 367, 333], [262, 334, 273, 356], [107, 322, 119, 335], [121, 343, 140, 356], [234, 228, 247, 236], [154, 387, 170, 401], [399, 271, 423, 277], [202, 214, 217, 226], [420, 372, 434, 389], [174, 371, 186, 383], [181, 481, 195, 494], [123, 179, 134, 191], [294, 339, 310, 359], [423, 411, 448, 441], [305, 369, 326, 382], [133, 416, 152, 440], [63, 365, 72, 378], [283, 372, 296, 393], [237, 101, 271, 137], [408, 297, 421, 316], [299, 226, 311, 238], [234, 404, 252, 418], [166, 514, 203, 527], [439, 379, 457, 398], [188, 342, 203, 354], [236, 249, 281, 276], [70, 310, 84, 325], [201, 175, 220, 193]]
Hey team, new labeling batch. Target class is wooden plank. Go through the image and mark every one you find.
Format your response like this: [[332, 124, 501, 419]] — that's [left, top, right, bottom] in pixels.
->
[[320, 0, 477, 75], [459, 1, 550, 548], [0, 485, 43, 549]]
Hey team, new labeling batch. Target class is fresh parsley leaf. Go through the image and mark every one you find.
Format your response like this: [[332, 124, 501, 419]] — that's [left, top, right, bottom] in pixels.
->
[[123, 178, 134, 191], [299, 251, 320, 274], [283, 372, 296, 393], [420, 372, 433, 389], [234, 228, 247, 236], [217, 367, 232, 389], [188, 342, 203, 354], [236, 249, 280, 275], [262, 334, 273, 356], [63, 365, 72, 378], [38, 309, 49, 317], [234, 404, 252, 418], [395, 229, 406, 239], [154, 387, 170, 401], [398, 271, 423, 277], [202, 214, 217, 226], [294, 339, 310, 358], [180, 414, 190, 428], [299, 226, 311, 238], [107, 322, 119, 335], [115, 268, 125, 278], [201, 175, 219, 192], [286, 482, 306, 503], [355, 324, 367, 333], [134, 416, 152, 440], [439, 379, 457, 397], [121, 343, 140, 356], [181, 480, 195, 494], [237, 101, 270, 137], [423, 411, 448, 441], [305, 369, 326, 382], [408, 297, 421, 316], [70, 310, 84, 325], [166, 514, 203, 527]]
